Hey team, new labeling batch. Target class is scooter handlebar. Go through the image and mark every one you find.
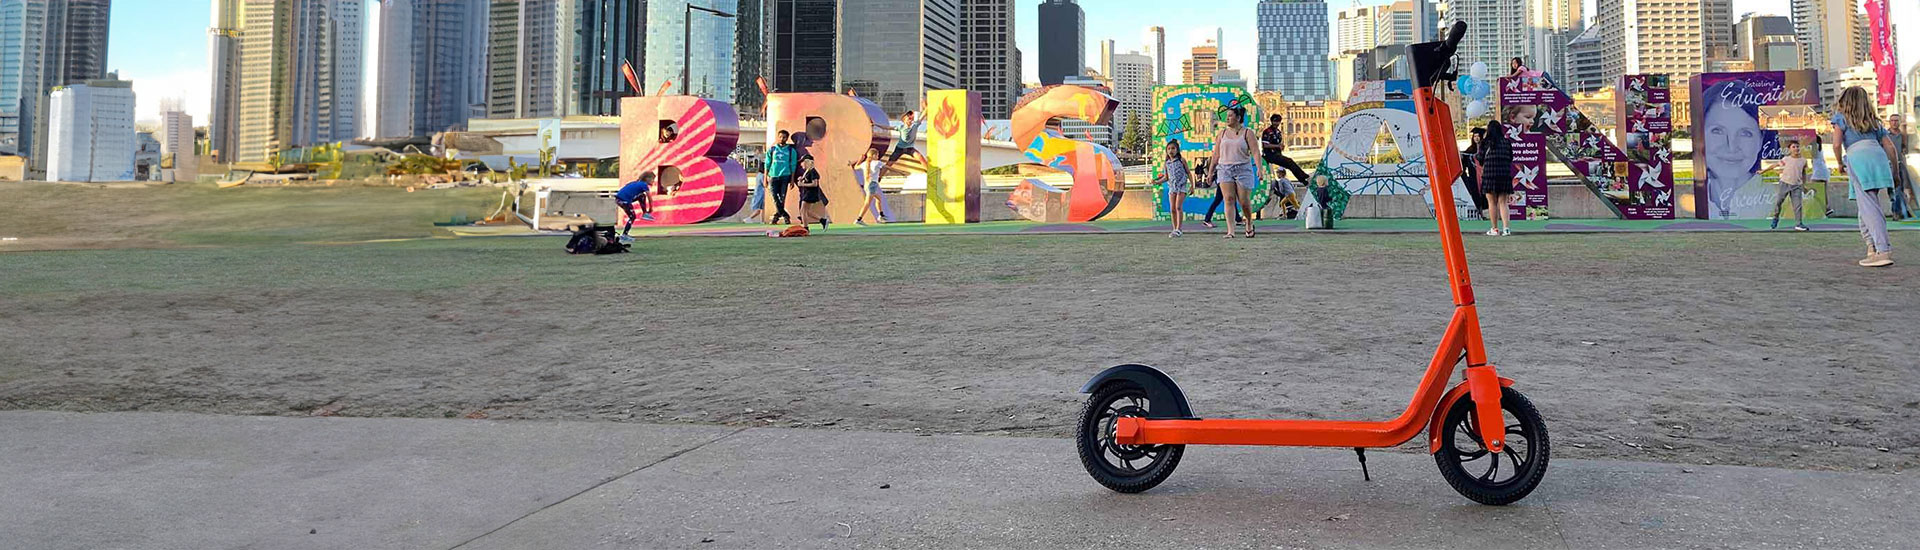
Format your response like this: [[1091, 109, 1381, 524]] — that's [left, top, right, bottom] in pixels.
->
[[1409, 22, 1469, 90]]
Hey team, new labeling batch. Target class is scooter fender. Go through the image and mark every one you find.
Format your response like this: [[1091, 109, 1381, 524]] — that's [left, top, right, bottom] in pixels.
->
[[1427, 376, 1516, 454], [1079, 364, 1194, 419]]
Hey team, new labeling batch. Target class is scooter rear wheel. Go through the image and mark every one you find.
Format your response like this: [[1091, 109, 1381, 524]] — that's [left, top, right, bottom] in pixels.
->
[[1076, 382, 1183, 493], [1435, 386, 1549, 505]]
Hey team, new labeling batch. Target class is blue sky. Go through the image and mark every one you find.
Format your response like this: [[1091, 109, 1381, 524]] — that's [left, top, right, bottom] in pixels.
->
[[109, 0, 1913, 124]]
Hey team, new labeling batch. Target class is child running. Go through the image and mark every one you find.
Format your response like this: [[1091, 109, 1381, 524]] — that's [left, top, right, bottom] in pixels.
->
[[851, 147, 888, 225]]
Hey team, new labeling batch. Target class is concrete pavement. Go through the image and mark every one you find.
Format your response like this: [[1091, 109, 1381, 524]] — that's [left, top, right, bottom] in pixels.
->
[[2, 411, 1913, 549]]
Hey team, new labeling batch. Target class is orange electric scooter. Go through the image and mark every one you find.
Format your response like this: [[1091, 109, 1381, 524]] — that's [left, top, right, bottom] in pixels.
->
[[1074, 22, 1548, 506]]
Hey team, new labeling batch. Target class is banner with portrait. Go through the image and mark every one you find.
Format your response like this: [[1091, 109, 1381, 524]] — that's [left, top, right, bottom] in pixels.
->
[[1690, 71, 1821, 219]]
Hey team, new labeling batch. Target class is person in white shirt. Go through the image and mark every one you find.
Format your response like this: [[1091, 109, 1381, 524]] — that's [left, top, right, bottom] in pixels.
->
[[850, 147, 889, 225]]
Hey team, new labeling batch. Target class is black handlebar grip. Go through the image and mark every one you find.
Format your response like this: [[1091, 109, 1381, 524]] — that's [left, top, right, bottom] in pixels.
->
[[1444, 21, 1467, 51]]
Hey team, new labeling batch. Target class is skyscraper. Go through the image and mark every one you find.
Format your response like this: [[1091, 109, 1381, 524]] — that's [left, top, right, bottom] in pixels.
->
[[1181, 43, 1228, 85], [232, 0, 363, 163], [960, 0, 1017, 119], [1373, 0, 1437, 48], [769, 0, 835, 94], [1562, 24, 1607, 92], [577, 0, 648, 115], [1258, 0, 1330, 99], [1336, 4, 1375, 55], [1109, 50, 1153, 129], [733, 0, 764, 114], [1098, 39, 1115, 78], [487, 0, 565, 119], [1700, 0, 1732, 58], [839, 0, 959, 116], [1735, 14, 1801, 71], [1792, 0, 1869, 71], [1593, 0, 1706, 88], [1438, 0, 1526, 77], [646, 0, 738, 101], [209, 0, 242, 162], [377, 0, 488, 138], [1146, 26, 1166, 86], [1525, 0, 1582, 81], [0, 0, 111, 169], [1037, 0, 1082, 85]]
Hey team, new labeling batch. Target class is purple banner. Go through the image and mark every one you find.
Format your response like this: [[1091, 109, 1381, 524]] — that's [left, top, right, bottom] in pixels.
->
[[1509, 127, 1549, 220], [1690, 71, 1821, 219], [1498, 74, 1673, 220], [1617, 75, 1675, 219]]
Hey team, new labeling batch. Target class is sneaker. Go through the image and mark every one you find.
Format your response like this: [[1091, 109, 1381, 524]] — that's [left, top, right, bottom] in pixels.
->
[[1500, 228, 1512, 237], [1769, 217, 1779, 230], [1203, 221, 1216, 229], [1169, 230, 1183, 238], [640, 213, 655, 221], [856, 219, 869, 227], [1860, 252, 1893, 267], [1793, 224, 1810, 232], [1485, 228, 1500, 236]]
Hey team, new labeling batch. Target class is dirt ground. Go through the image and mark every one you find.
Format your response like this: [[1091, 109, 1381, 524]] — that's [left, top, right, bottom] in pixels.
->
[[2, 232, 1916, 474]]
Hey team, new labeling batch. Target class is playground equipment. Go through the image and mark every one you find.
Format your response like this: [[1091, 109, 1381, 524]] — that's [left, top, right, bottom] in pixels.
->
[[1074, 22, 1550, 506]]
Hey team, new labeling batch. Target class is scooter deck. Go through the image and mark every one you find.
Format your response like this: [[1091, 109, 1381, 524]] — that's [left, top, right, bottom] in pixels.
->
[[1116, 413, 1429, 449]]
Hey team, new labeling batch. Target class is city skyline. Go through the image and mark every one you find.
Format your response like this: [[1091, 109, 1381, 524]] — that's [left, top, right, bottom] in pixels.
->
[[108, 0, 1916, 125]]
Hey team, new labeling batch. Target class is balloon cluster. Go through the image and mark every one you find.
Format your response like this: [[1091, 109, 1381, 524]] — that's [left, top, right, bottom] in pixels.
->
[[1455, 62, 1492, 119]]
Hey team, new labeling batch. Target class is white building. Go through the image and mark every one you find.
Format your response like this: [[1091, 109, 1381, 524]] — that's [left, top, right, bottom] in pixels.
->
[[1337, 4, 1376, 54], [1792, 0, 1869, 72], [161, 110, 196, 182], [46, 77, 134, 182], [1592, 0, 1706, 89], [1109, 51, 1154, 133]]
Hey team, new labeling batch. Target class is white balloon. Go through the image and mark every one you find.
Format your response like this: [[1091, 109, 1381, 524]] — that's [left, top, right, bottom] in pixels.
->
[[1466, 100, 1489, 119], [1469, 61, 1489, 82]]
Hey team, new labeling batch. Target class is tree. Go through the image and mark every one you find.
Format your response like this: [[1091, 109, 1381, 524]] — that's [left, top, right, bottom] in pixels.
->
[[1119, 113, 1149, 154]]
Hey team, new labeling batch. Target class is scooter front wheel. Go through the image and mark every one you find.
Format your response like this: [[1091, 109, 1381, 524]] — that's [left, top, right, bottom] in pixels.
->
[[1076, 382, 1183, 493], [1435, 386, 1550, 505]]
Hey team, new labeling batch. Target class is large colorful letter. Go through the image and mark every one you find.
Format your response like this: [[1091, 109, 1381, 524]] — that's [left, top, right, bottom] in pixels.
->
[[1689, 70, 1821, 219], [619, 96, 748, 224], [1150, 84, 1272, 219], [764, 93, 892, 224], [1012, 85, 1124, 222], [925, 89, 983, 224], [1496, 73, 1676, 220]]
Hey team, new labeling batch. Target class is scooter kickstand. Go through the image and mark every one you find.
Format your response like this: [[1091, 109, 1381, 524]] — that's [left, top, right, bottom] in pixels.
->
[[1354, 448, 1371, 481]]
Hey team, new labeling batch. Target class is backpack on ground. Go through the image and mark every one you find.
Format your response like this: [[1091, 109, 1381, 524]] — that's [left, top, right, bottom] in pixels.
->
[[566, 225, 630, 255]]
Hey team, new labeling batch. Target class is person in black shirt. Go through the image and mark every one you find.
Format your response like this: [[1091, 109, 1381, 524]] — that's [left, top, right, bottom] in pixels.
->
[[1461, 127, 1489, 216], [1261, 114, 1312, 184], [1477, 120, 1516, 236]]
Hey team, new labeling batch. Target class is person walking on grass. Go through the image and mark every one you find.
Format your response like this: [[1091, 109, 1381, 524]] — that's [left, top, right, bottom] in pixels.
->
[[614, 171, 656, 237], [1831, 87, 1901, 267], [1154, 139, 1193, 237], [1477, 119, 1516, 236], [765, 131, 800, 225], [1889, 113, 1914, 220], [795, 155, 830, 231], [1765, 139, 1811, 231], [851, 147, 889, 225], [1209, 106, 1259, 238]]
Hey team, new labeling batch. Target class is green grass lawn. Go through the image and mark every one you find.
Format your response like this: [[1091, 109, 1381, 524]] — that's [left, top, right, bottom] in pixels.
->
[[0, 181, 504, 250]]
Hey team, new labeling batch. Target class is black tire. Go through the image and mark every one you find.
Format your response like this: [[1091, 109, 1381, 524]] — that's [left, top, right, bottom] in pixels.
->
[[1435, 386, 1550, 505], [1075, 382, 1183, 493]]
